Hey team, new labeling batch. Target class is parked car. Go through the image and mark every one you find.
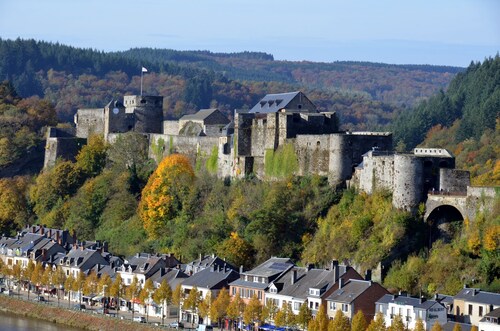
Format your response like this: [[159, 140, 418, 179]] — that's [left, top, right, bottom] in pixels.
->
[[95, 308, 109, 315], [197, 324, 213, 331], [72, 303, 86, 311], [169, 321, 184, 328], [33, 295, 46, 302], [133, 316, 146, 323]]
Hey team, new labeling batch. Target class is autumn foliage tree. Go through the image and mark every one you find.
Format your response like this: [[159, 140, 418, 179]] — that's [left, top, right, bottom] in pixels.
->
[[139, 154, 195, 239]]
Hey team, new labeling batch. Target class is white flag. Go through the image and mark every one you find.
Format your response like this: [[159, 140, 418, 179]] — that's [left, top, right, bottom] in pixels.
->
[[142, 67, 148, 73]]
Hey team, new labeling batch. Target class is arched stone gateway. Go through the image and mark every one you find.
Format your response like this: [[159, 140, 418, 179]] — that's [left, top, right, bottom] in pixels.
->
[[425, 204, 465, 246], [424, 186, 497, 245]]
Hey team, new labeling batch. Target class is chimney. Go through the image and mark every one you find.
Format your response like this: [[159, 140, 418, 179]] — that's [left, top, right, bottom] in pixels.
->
[[472, 289, 478, 296], [41, 225, 44, 235], [365, 269, 372, 281], [199, 253, 202, 262], [338, 278, 343, 289], [291, 269, 297, 285], [240, 265, 244, 274], [32, 225, 36, 233], [48, 229, 52, 239], [330, 260, 338, 271], [419, 296, 426, 304], [42, 248, 47, 261]]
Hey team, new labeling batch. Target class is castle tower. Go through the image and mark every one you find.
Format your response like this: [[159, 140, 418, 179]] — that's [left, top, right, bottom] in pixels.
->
[[123, 95, 163, 134], [393, 154, 424, 211], [328, 134, 352, 184]]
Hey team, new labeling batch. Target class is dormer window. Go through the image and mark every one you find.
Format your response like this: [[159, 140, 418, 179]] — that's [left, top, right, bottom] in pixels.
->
[[270, 287, 277, 294], [309, 288, 320, 296]]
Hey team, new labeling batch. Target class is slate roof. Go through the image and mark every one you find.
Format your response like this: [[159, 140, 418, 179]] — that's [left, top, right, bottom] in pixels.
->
[[21, 225, 75, 246], [376, 294, 444, 310], [180, 109, 224, 122], [485, 307, 500, 318], [150, 267, 189, 289], [327, 279, 374, 303], [185, 255, 237, 275], [275, 267, 343, 299], [6, 233, 45, 254], [124, 253, 180, 277], [249, 92, 308, 113], [244, 257, 294, 278], [62, 247, 109, 270], [229, 279, 269, 290], [454, 288, 500, 305], [182, 266, 239, 290]]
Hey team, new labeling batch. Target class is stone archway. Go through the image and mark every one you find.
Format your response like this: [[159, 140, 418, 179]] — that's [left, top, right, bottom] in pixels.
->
[[425, 205, 465, 247]]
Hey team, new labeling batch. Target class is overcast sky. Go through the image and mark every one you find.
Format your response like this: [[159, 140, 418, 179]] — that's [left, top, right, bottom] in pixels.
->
[[1, 0, 498, 67]]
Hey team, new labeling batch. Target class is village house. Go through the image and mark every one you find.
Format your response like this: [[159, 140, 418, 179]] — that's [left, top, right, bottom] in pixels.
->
[[326, 278, 388, 322], [453, 286, 500, 325], [478, 307, 500, 331], [57, 245, 110, 278], [181, 265, 239, 325], [0, 233, 65, 269], [265, 261, 363, 318], [229, 257, 294, 305], [375, 293, 447, 330], [117, 252, 180, 286], [149, 267, 189, 319]]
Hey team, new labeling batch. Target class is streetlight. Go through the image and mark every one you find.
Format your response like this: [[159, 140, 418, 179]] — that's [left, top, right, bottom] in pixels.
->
[[103, 285, 108, 315]]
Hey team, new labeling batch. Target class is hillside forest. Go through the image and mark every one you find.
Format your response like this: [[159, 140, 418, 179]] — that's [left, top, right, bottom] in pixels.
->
[[0, 38, 498, 298]]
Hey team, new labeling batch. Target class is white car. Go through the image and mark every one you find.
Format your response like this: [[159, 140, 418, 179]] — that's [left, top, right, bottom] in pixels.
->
[[133, 316, 146, 323]]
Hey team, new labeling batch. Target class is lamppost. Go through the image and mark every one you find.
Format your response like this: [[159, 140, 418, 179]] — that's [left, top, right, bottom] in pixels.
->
[[103, 285, 108, 315]]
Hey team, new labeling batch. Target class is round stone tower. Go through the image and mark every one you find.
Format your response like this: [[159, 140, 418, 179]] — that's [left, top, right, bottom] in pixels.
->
[[328, 134, 352, 185], [124, 95, 163, 134], [393, 154, 424, 211]]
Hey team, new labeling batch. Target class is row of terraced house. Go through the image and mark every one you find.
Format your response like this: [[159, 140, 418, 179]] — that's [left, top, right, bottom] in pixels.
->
[[0, 225, 499, 331]]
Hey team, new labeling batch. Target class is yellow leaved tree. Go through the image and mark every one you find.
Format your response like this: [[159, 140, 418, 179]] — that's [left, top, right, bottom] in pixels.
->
[[139, 154, 195, 239]]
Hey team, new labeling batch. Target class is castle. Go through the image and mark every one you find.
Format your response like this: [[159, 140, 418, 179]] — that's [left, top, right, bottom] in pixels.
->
[[45, 91, 491, 214]]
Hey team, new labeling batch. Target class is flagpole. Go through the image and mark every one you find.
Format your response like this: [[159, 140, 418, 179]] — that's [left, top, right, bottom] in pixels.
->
[[140, 69, 143, 96]]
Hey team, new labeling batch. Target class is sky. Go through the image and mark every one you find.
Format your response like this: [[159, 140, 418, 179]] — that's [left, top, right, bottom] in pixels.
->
[[0, 0, 499, 67]]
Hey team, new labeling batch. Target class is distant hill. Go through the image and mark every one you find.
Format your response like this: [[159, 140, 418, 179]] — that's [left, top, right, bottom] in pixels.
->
[[392, 55, 500, 184], [0, 38, 462, 129]]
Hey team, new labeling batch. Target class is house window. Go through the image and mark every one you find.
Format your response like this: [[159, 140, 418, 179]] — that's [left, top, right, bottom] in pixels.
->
[[309, 302, 313, 309], [342, 304, 348, 312], [479, 306, 483, 317], [330, 302, 335, 310], [254, 276, 258, 282], [270, 288, 277, 294], [258, 291, 262, 300], [294, 302, 300, 310], [315, 302, 319, 310], [391, 307, 395, 318], [232, 288, 236, 295], [469, 304, 473, 315]]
